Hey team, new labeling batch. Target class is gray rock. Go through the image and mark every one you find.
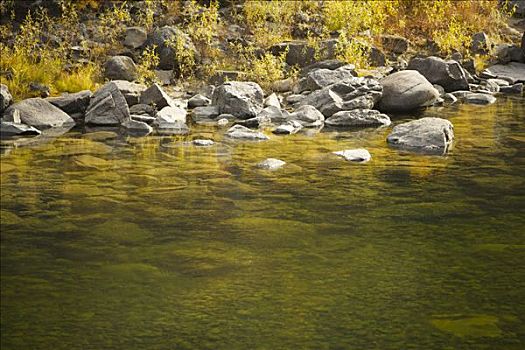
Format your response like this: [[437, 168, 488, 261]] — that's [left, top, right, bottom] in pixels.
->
[[209, 70, 243, 85], [124, 27, 147, 49], [212, 81, 264, 119], [387, 117, 454, 154], [256, 158, 286, 170], [2, 108, 21, 123], [155, 106, 187, 124], [301, 60, 347, 76], [46, 90, 92, 114], [288, 105, 325, 127], [192, 105, 220, 121], [122, 119, 153, 135], [147, 26, 199, 70], [433, 84, 445, 97], [271, 78, 294, 92], [217, 118, 229, 126], [0, 121, 41, 136], [377, 70, 440, 113], [224, 124, 269, 141], [273, 120, 303, 135], [239, 115, 272, 129], [187, 94, 210, 108], [499, 83, 523, 94], [155, 70, 173, 85], [1, 84, 13, 114], [299, 77, 383, 117], [140, 83, 175, 109], [29, 82, 50, 97], [104, 56, 138, 81], [333, 149, 371, 162], [155, 120, 189, 135], [464, 92, 497, 105], [286, 94, 305, 105], [479, 80, 500, 93], [443, 93, 458, 104], [326, 109, 391, 127], [85, 82, 130, 125], [408, 56, 469, 92], [129, 103, 155, 116], [298, 65, 357, 92], [258, 106, 286, 124], [4, 98, 75, 129], [369, 47, 386, 67], [112, 80, 147, 106], [193, 139, 214, 146], [485, 62, 525, 84], [381, 35, 409, 54], [264, 93, 281, 109], [269, 41, 315, 67], [131, 114, 156, 124], [471, 32, 489, 54], [487, 78, 510, 87], [451, 90, 471, 99]]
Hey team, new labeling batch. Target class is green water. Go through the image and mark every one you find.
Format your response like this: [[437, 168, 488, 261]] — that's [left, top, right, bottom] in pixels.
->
[[1, 97, 525, 349]]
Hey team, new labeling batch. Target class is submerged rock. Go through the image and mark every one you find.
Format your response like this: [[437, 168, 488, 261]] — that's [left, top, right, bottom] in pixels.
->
[[224, 124, 269, 140], [193, 139, 214, 146], [387, 117, 454, 154], [192, 105, 220, 121], [333, 149, 371, 162], [256, 158, 286, 170], [464, 93, 497, 105], [4, 98, 75, 129], [326, 109, 391, 127], [155, 120, 189, 135], [377, 70, 440, 113], [85, 82, 130, 125]]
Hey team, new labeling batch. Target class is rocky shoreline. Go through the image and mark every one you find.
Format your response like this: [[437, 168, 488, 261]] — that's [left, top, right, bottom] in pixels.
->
[[1, 18, 524, 162]]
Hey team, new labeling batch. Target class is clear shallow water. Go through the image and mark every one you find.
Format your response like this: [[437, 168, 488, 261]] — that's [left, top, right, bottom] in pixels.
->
[[1, 97, 524, 349]]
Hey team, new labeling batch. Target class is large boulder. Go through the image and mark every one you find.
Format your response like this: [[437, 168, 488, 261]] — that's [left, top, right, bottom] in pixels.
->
[[386, 117, 454, 154], [104, 56, 138, 82], [3, 98, 74, 129], [212, 81, 264, 119], [407, 56, 469, 92], [147, 26, 199, 71], [85, 82, 131, 125], [376, 70, 440, 113], [46, 90, 92, 114], [1, 84, 13, 115], [299, 77, 383, 117], [325, 109, 391, 127], [295, 65, 357, 92], [113, 80, 147, 106]]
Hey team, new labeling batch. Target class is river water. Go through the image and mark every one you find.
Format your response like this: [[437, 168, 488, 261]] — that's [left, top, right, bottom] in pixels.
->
[[1, 96, 524, 349]]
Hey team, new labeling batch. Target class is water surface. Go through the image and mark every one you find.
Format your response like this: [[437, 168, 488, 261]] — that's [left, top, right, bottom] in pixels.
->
[[1, 97, 525, 349]]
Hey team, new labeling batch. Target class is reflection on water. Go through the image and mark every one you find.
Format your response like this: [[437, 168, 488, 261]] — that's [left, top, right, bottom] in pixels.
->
[[1, 97, 525, 349]]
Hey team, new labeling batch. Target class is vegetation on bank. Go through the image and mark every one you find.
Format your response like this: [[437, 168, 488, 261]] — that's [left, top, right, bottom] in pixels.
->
[[0, 0, 518, 101]]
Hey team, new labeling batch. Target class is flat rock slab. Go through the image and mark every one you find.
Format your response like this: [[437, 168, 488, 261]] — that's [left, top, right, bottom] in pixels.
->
[[485, 62, 525, 83], [387, 117, 454, 155], [4, 98, 75, 129], [326, 109, 391, 127], [333, 149, 371, 162], [193, 139, 214, 146], [256, 158, 286, 170], [464, 93, 496, 105], [0, 121, 41, 136]]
